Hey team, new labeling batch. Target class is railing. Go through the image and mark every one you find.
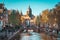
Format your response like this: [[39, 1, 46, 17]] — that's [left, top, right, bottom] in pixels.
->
[[8, 28, 24, 40], [8, 29, 20, 40]]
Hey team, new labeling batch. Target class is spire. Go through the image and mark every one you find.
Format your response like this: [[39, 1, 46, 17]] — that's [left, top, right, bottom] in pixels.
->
[[27, 5, 32, 12], [27, 5, 33, 18]]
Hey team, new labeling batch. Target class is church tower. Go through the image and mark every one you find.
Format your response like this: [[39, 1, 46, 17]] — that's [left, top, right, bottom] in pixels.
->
[[27, 6, 32, 18]]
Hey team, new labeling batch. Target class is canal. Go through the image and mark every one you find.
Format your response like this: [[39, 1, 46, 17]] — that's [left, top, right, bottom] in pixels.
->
[[20, 31, 43, 40]]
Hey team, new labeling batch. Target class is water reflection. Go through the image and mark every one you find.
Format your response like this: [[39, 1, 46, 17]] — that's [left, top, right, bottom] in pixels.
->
[[20, 32, 42, 40]]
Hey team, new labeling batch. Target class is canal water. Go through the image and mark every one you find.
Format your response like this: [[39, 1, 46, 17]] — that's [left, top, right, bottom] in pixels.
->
[[20, 32, 43, 40]]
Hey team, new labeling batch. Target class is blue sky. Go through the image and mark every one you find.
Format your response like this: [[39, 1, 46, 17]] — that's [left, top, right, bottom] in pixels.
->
[[0, 0, 60, 16]]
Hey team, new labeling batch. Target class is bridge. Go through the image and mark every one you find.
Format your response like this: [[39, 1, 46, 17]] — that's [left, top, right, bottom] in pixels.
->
[[7, 26, 39, 40]]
